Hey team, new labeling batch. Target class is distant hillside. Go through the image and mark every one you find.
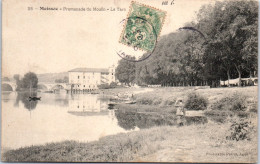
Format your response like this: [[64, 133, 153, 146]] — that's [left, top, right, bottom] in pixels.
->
[[37, 72, 69, 83]]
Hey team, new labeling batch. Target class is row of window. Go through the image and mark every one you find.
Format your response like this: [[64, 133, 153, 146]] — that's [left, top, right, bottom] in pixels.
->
[[71, 80, 99, 83], [74, 85, 97, 88], [73, 73, 114, 79]]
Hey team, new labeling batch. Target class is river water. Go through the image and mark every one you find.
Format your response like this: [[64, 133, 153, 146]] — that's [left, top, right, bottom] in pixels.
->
[[2, 91, 210, 150], [1, 92, 138, 150]]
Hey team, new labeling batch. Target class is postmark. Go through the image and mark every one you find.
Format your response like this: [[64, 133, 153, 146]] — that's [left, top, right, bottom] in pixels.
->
[[119, 1, 166, 53]]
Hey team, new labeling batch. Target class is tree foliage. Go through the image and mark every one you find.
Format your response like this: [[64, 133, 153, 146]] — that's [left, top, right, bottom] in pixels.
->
[[118, 0, 258, 87], [115, 56, 136, 85], [21, 72, 38, 89]]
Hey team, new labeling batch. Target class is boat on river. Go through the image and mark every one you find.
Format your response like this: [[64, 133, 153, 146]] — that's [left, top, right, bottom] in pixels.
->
[[28, 81, 41, 101], [28, 96, 41, 101]]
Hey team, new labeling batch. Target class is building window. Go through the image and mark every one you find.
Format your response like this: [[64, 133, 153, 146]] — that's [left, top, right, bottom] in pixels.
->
[[112, 73, 113, 75], [84, 76, 85, 79], [78, 76, 80, 79], [78, 85, 79, 87], [84, 85, 85, 87]]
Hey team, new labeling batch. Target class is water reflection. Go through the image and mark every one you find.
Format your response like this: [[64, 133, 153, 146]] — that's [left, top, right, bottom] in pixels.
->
[[2, 92, 12, 103], [2, 91, 210, 150], [2, 92, 125, 149], [115, 110, 208, 130], [15, 92, 39, 110], [68, 95, 109, 116], [115, 111, 176, 130]]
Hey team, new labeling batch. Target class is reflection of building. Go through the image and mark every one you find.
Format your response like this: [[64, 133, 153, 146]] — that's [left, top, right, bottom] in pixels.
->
[[68, 65, 116, 91], [68, 95, 109, 116]]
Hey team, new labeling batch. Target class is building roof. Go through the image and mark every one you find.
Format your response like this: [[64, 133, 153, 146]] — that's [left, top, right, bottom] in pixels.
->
[[68, 68, 109, 73]]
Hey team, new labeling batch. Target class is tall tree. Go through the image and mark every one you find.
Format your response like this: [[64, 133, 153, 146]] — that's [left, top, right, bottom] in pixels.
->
[[115, 57, 136, 85], [197, 0, 258, 86], [117, 0, 258, 87], [22, 72, 38, 88]]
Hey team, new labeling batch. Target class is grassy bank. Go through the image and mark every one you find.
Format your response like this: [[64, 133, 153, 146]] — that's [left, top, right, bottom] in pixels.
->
[[132, 86, 257, 107], [2, 122, 257, 162], [2, 86, 258, 162]]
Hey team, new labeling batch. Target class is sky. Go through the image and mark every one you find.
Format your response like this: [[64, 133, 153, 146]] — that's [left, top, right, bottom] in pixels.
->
[[2, 0, 215, 77]]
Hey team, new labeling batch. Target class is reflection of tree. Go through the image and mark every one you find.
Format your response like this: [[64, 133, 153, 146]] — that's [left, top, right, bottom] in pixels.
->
[[25, 100, 38, 111], [185, 116, 208, 125], [115, 110, 176, 130], [54, 99, 69, 107], [115, 111, 209, 129], [115, 111, 137, 130], [15, 92, 38, 111], [2, 92, 12, 103]]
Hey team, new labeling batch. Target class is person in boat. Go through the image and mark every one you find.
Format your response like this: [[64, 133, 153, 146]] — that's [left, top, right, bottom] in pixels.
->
[[175, 99, 186, 126]]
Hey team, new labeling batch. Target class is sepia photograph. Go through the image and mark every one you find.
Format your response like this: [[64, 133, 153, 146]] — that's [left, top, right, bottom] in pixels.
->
[[1, 0, 258, 162]]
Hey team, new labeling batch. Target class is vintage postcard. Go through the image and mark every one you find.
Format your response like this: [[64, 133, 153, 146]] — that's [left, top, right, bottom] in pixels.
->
[[1, 0, 258, 162]]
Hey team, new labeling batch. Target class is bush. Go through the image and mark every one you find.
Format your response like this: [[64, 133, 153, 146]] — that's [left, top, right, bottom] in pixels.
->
[[163, 98, 176, 106], [226, 120, 255, 141], [212, 93, 247, 112], [135, 97, 154, 105], [204, 110, 234, 123], [109, 82, 118, 88], [184, 93, 208, 111], [98, 84, 110, 89], [98, 82, 119, 89], [249, 104, 257, 113]]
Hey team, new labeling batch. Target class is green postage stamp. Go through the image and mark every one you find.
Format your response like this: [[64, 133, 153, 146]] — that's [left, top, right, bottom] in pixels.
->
[[119, 1, 166, 52]]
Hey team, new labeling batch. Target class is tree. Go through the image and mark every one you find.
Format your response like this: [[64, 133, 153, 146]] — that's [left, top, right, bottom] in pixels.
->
[[22, 72, 38, 88], [13, 74, 22, 91], [115, 57, 136, 85], [116, 0, 258, 87], [2, 84, 13, 91], [197, 0, 258, 86]]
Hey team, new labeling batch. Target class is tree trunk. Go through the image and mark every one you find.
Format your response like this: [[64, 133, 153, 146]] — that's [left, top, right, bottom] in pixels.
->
[[238, 71, 241, 87], [234, 64, 242, 87], [227, 70, 231, 87]]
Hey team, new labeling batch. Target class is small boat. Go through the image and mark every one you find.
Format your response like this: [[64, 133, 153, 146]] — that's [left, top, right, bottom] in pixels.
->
[[108, 103, 118, 106], [29, 96, 41, 101]]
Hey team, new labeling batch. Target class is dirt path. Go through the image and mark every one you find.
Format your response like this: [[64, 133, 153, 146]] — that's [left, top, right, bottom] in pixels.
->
[[131, 124, 257, 163]]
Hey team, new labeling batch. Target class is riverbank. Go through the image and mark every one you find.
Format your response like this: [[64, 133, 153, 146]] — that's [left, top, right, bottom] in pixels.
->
[[2, 122, 257, 162], [2, 86, 258, 162]]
